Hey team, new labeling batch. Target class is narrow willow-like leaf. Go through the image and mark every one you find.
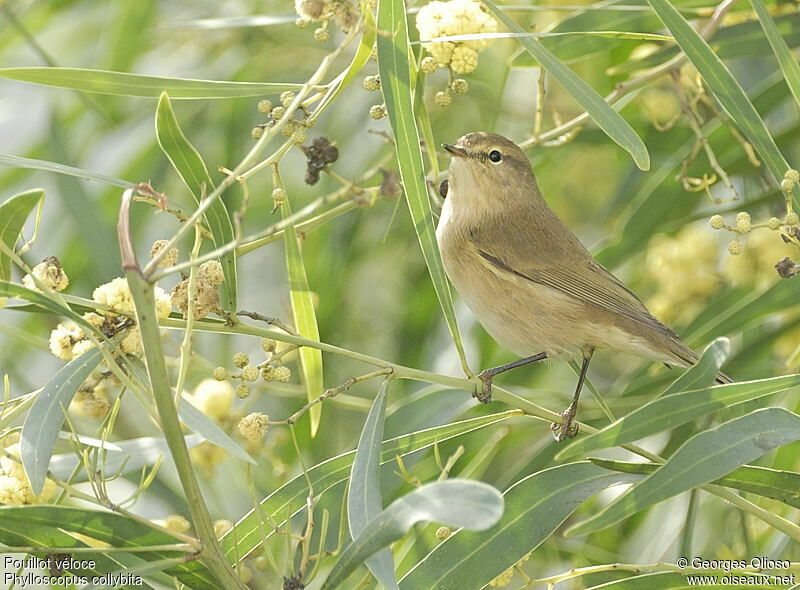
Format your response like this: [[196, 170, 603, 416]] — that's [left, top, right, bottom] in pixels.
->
[[482, 0, 650, 170], [49, 434, 203, 481], [322, 480, 504, 590], [0, 519, 139, 587], [646, 0, 792, 198], [155, 92, 237, 312], [568, 408, 800, 536], [557, 373, 800, 460], [0, 154, 131, 187], [178, 398, 255, 464], [750, 0, 800, 110], [659, 337, 729, 398], [163, 14, 296, 29], [0, 188, 43, 283], [0, 505, 215, 589], [221, 411, 518, 562], [422, 30, 673, 43], [589, 458, 800, 510], [0, 67, 301, 98], [399, 462, 640, 590], [20, 348, 103, 495], [376, 0, 470, 374], [280, 193, 323, 436], [348, 378, 397, 589]]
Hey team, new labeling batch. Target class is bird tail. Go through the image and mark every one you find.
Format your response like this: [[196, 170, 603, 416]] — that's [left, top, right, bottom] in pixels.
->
[[667, 339, 732, 385]]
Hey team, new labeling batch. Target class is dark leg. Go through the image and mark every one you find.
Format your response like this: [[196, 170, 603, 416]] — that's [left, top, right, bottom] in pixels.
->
[[475, 352, 547, 403], [552, 349, 594, 442]]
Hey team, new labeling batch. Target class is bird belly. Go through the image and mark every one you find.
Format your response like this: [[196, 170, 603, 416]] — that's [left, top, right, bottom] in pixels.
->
[[437, 223, 671, 362], [438, 236, 584, 359]]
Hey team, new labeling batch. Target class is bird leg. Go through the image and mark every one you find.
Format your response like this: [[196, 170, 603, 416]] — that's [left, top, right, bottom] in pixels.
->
[[551, 349, 593, 442], [475, 352, 547, 403]]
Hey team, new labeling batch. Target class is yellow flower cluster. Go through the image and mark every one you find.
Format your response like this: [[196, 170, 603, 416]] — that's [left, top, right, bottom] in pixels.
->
[[22, 256, 69, 292], [188, 378, 234, 421], [645, 225, 721, 324], [238, 412, 270, 441], [723, 230, 797, 289], [0, 442, 57, 505], [49, 277, 171, 360], [171, 261, 225, 320], [416, 0, 497, 74]]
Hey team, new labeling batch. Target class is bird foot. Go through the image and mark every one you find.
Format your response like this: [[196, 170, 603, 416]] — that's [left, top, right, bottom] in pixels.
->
[[551, 404, 579, 442], [474, 370, 494, 403]]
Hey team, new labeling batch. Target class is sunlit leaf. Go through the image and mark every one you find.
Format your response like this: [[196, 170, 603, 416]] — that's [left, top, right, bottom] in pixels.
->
[[0, 67, 302, 98], [348, 378, 397, 589], [568, 408, 800, 536], [155, 92, 237, 312], [377, 0, 470, 374], [322, 480, 504, 590], [482, 0, 650, 170]]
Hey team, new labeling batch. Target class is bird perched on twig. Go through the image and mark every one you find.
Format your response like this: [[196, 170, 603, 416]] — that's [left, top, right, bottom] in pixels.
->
[[437, 131, 731, 441]]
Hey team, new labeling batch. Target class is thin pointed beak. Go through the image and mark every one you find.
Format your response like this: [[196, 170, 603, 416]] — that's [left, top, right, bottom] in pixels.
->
[[443, 143, 468, 158]]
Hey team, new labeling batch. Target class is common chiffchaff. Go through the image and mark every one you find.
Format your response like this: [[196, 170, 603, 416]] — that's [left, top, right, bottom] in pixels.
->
[[437, 131, 731, 441]]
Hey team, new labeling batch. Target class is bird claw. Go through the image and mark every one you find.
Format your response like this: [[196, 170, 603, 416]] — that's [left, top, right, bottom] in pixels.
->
[[474, 371, 494, 403], [551, 405, 579, 442]]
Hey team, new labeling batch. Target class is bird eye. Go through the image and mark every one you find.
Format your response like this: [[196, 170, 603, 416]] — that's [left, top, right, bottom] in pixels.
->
[[488, 150, 502, 163]]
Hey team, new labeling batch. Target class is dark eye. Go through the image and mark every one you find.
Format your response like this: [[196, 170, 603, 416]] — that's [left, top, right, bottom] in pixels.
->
[[439, 179, 449, 199], [488, 150, 502, 163]]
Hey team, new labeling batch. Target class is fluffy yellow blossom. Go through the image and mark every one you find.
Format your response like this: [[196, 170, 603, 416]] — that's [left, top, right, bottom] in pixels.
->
[[150, 240, 179, 268], [190, 379, 234, 420], [93, 277, 170, 319], [22, 257, 69, 292], [213, 519, 233, 537], [416, 0, 497, 71], [723, 230, 797, 289], [0, 443, 57, 505], [49, 322, 94, 360], [154, 514, 191, 533], [238, 412, 269, 441], [645, 224, 721, 324], [190, 441, 227, 477], [171, 263, 223, 320]]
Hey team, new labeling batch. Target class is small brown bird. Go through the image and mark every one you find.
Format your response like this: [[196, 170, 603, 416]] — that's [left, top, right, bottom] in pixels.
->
[[437, 131, 730, 441]]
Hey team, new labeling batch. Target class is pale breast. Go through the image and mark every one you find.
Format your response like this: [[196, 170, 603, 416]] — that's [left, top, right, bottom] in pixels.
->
[[436, 202, 585, 359]]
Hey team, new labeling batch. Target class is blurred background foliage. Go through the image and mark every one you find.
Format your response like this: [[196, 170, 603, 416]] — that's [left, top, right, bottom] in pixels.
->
[[1, 0, 800, 588]]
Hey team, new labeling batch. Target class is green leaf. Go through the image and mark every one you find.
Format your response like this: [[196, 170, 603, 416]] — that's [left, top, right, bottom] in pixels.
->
[[659, 337, 729, 398], [221, 411, 518, 562], [568, 408, 800, 536], [482, 0, 650, 170], [0, 67, 302, 98], [162, 14, 296, 30], [750, 0, 800, 111], [280, 192, 324, 436], [0, 154, 132, 187], [178, 399, 255, 464], [646, 0, 792, 195], [348, 378, 397, 590], [0, 505, 216, 589], [377, 0, 470, 374], [589, 458, 800, 510], [399, 462, 641, 590], [422, 30, 673, 43], [49, 434, 203, 481], [557, 373, 800, 460], [0, 188, 43, 285], [20, 348, 104, 495], [322, 479, 504, 590], [124, 356, 254, 463], [155, 92, 237, 312]]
